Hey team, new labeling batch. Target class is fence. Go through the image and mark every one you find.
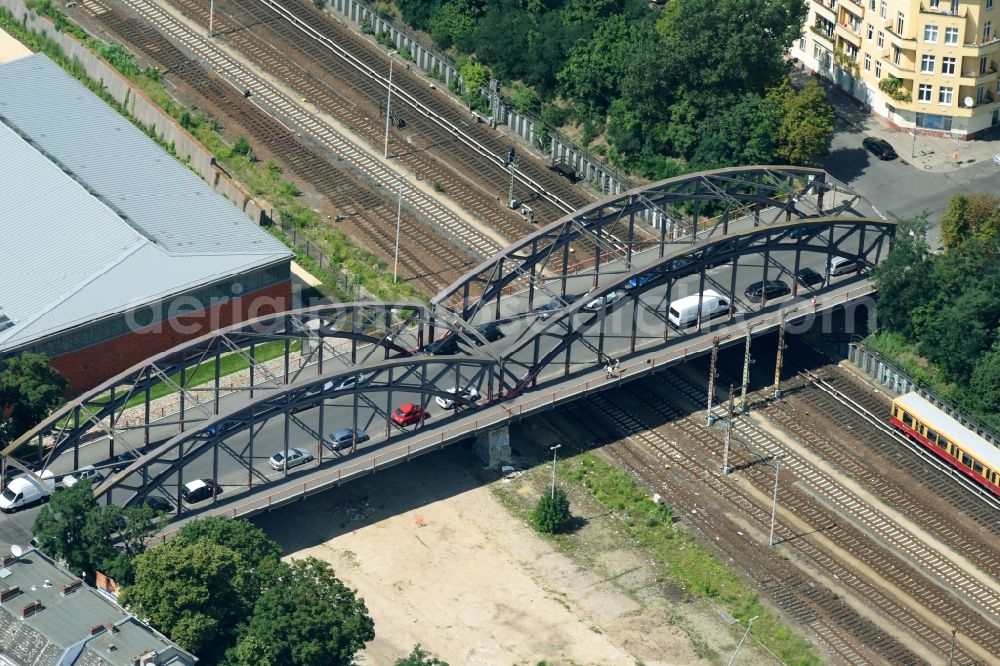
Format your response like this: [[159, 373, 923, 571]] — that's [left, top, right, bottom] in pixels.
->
[[269, 212, 365, 301], [848, 343, 1000, 449], [325, 0, 632, 197]]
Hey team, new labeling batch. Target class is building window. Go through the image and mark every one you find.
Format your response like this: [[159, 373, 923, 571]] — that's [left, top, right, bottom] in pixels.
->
[[918, 83, 933, 102], [875, 61, 882, 77], [939, 86, 953, 104], [942, 56, 956, 74], [877, 31, 885, 47], [864, 53, 872, 70], [896, 11, 905, 34], [924, 25, 938, 42], [921, 54, 936, 72], [879, 0, 887, 17], [916, 112, 953, 130], [894, 46, 902, 64], [799, 36, 806, 50], [982, 55, 989, 74], [992, 108, 1000, 126], [990, 0, 995, 10], [978, 83, 986, 102], [870, 0, 876, 9], [868, 23, 874, 39], [985, 21, 993, 42], [944, 27, 959, 45]]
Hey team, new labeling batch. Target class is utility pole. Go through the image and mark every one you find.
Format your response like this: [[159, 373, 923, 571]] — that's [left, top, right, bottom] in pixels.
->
[[505, 147, 517, 208], [707, 336, 720, 426], [740, 324, 754, 413], [209, 0, 215, 37], [384, 52, 397, 159], [723, 385, 734, 474], [549, 444, 562, 500], [773, 310, 788, 399], [769, 455, 783, 547], [393, 176, 403, 283], [948, 628, 958, 665], [727, 616, 758, 666]]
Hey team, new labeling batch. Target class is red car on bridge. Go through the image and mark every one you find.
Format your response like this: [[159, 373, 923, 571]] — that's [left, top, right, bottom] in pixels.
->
[[391, 402, 431, 426]]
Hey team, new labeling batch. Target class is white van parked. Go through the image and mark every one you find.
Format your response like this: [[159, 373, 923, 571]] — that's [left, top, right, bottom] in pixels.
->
[[668, 290, 730, 328], [0, 471, 55, 513], [829, 256, 863, 277]]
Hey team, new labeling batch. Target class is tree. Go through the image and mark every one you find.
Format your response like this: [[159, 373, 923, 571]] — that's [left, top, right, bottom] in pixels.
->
[[970, 341, 1000, 414], [429, 0, 482, 50], [940, 192, 1000, 255], [532, 486, 572, 534], [31, 480, 118, 583], [225, 557, 374, 666], [396, 644, 450, 666], [458, 59, 489, 96], [173, 517, 283, 595], [773, 79, 835, 165], [870, 215, 933, 337], [120, 540, 256, 661], [0, 352, 67, 449]]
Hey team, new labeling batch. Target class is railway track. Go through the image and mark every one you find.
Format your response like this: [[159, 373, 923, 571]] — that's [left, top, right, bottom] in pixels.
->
[[572, 364, 1000, 663], [76, 0, 495, 292], [558, 400, 913, 664], [165, 0, 632, 258]]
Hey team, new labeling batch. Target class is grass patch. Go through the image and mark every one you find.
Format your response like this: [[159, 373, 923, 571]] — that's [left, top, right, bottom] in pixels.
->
[[95, 339, 300, 408], [2, 3, 426, 304], [561, 452, 821, 666]]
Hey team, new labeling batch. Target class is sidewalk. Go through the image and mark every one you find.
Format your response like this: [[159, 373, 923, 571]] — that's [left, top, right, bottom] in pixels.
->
[[791, 67, 1000, 173]]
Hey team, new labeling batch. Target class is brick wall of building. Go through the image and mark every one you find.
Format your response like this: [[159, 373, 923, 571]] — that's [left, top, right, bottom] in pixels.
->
[[51, 280, 292, 394]]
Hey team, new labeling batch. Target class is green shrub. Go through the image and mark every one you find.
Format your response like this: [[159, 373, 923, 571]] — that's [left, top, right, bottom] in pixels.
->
[[531, 486, 571, 534]]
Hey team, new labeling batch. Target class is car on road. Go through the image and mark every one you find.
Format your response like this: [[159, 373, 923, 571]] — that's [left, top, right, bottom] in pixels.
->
[[109, 450, 142, 473], [436, 386, 481, 410], [863, 137, 897, 160], [474, 322, 504, 344], [536, 293, 581, 319], [794, 267, 824, 287], [744, 280, 791, 304], [392, 402, 430, 426], [206, 421, 237, 437], [139, 496, 173, 513], [583, 291, 623, 311], [324, 373, 368, 392], [628, 271, 657, 289], [62, 465, 104, 489], [328, 427, 370, 451], [829, 255, 867, 276], [421, 333, 461, 355], [181, 479, 221, 504], [994, 153, 1000, 166], [268, 447, 315, 471]]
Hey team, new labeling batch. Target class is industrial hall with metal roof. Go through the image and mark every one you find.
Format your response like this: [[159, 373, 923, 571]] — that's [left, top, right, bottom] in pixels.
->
[[0, 53, 293, 393]]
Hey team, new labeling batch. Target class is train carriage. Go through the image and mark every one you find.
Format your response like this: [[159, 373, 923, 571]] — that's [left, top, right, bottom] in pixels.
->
[[890, 392, 1000, 496]]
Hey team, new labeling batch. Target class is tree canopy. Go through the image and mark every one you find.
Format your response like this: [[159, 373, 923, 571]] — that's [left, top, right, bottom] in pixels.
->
[[0, 352, 67, 449], [391, 0, 830, 177], [224, 557, 375, 666]]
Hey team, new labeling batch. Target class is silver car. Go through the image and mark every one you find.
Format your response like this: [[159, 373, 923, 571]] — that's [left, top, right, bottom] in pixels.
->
[[268, 447, 314, 471], [435, 386, 481, 410]]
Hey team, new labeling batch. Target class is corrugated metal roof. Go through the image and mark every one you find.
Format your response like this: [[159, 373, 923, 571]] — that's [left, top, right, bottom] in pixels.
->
[[894, 392, 1000, 469], [0, 54, 291, 352]]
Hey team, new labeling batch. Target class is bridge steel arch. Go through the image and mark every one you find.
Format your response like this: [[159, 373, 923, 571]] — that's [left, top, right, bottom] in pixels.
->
[[3, 166, 889, 517], [431, 165, 863, 322], [2, 302, 431, 476]]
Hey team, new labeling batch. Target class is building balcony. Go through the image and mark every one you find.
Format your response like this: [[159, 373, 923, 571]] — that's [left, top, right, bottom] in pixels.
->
[[919, 4, 966, 18], [881, 53, 915, 78], [812, 0, 838, 18], [959, 61, 999, 84], [844, 0, 865, 11], [958, 88, 996, 108], [836, 21, 863, 45], [962, 35, 1000, 57], [811, 24, 836, 44], [884, 22, 916, 44]]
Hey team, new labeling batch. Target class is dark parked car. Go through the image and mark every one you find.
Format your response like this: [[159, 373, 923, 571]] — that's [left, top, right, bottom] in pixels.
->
[[863, 137, 897, 160], [140, 496, 173, 513], [536, 293, 581, 319], [744, 280, 791, 304], [328, 427, 370, 451], [110, 450, 142, 473], [795, 267, 824, 287], [180, 479, 221, 504], [421, 333, 461, 355], [702, 241, 735, 268], [206, 421, 237, 437], [628, 272, 657, 289], [474, 322, 504, 344]]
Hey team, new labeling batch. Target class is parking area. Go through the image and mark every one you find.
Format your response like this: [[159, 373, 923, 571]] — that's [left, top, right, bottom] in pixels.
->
[[796, 69, 1000, 250]]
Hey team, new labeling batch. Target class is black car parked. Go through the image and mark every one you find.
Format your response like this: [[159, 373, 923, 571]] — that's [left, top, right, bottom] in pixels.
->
[[794, 267, 824, 287], [863, 137, 897, 160], [744, 280, 791, 304]]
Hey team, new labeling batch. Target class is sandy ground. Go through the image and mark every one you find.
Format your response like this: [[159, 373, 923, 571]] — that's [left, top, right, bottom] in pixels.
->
[[253, 429, 782, 666]]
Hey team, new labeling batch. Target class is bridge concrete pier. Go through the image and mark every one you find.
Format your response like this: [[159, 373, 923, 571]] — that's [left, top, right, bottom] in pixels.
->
[[475, 425, 512, 468]]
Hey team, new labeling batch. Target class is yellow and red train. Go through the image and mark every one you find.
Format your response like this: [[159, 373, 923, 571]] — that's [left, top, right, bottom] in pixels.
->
[[890, 392, 1000, 495]]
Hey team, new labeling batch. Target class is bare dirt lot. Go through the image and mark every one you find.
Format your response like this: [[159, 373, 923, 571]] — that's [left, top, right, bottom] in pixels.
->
[[252, 426, 781, 666]]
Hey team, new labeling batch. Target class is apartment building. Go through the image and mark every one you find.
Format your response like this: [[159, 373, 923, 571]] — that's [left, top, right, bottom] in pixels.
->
[[791, 0, 1000, 136]]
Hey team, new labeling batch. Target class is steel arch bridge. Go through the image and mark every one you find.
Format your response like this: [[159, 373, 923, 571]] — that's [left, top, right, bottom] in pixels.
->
[[3, 166, 893, 515]]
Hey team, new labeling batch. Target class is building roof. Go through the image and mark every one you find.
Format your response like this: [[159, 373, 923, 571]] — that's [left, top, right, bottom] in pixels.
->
[[894, 392, 1000, 469], [0, 546, 195, 666], [0, 54, 291, 353]]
